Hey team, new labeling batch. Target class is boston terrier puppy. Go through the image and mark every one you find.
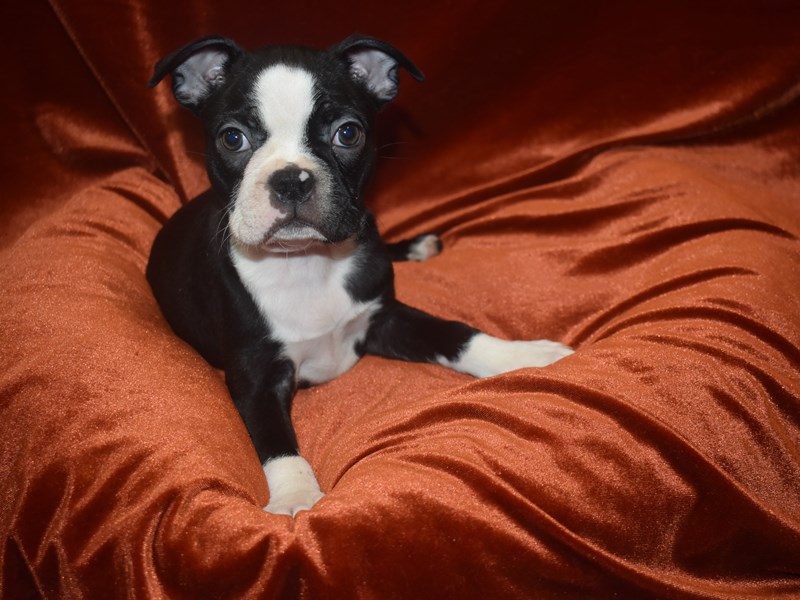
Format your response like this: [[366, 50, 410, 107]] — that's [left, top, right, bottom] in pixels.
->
[[147, 34, 573, 517]]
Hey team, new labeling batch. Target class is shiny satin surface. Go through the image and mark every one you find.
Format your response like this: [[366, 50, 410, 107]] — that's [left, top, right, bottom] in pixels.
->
[[2, 1, 800, 597]]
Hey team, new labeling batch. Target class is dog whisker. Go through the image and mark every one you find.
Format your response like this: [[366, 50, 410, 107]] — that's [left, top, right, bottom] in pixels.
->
[[377, 141, 412, 150]]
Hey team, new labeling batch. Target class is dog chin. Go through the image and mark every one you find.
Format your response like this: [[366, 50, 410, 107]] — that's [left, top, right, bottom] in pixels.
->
[[257, 223, 329, 253]]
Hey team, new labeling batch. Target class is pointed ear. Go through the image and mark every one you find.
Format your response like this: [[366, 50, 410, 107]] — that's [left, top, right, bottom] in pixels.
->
[[332, 35, 424, 106], [149, 36, 243, 112]]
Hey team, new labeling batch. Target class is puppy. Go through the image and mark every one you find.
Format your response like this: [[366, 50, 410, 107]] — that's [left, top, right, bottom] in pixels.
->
[[147, 34, 572, 516]]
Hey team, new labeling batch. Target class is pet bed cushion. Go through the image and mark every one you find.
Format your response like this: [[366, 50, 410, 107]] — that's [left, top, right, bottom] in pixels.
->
[[2, 1, 799, 597]]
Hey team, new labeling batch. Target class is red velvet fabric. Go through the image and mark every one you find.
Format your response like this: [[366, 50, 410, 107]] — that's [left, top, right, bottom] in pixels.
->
[[2, 1, 800, 597]]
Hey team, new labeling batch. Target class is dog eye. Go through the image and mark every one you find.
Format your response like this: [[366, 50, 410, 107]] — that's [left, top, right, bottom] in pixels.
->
[[220, 128, 251, 152], [333, 123, 363, 148]]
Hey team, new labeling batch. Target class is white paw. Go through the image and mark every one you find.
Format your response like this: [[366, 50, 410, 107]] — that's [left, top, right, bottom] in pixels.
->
[[439, 333, 573, 378], [262, 455, 324, 517], [407, 234, 441, 261]]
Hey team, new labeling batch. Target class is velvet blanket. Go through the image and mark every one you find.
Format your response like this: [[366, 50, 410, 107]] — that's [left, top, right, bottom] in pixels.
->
[[2, 1, 800, 597]]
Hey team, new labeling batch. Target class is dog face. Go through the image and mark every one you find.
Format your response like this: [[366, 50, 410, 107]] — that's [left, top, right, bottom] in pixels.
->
[[150, 36, 423, 251]]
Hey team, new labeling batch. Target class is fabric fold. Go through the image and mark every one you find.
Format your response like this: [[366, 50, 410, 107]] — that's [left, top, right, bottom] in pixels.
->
[[3, 1, 800, 597]]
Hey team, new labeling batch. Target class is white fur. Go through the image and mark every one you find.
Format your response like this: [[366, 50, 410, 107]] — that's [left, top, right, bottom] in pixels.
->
[[407, 234, 441, 262], [263, 455, 324, 516], [231, 240, 381, 385], [438, 333, 573, 378], [228, 66, 332, 246], [253, 65, 315, 163]]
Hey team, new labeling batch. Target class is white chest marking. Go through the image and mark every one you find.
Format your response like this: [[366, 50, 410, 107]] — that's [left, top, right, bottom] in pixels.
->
[[231, 242, 380, 384]]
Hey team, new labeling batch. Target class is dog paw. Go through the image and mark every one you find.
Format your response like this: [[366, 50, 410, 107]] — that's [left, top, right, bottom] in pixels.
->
[[406, 233, 442, 261], [262, 455, 324, 517], [440, 333, 574, 378], [265, 488, 325, 517]]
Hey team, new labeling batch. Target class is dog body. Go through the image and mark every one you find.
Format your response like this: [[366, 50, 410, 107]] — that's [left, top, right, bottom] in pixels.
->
[[147, 35, 572, 516]]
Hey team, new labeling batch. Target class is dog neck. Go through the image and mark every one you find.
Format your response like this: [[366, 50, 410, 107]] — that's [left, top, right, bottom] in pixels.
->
[[229, 237, 379, 385]]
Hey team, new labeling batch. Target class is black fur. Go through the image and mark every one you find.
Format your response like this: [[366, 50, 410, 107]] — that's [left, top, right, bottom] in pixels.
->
[[147, 36, 477, 481]]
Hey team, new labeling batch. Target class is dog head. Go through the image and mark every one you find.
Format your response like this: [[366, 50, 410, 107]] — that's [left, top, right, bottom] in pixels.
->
[[150, 35, 423, 251]]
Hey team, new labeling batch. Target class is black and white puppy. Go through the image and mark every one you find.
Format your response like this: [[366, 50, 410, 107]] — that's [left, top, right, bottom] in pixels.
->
[[147, 34, 573, 517]]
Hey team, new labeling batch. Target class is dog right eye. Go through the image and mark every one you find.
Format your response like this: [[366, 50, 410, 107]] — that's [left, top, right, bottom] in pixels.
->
[[220, 128, 251, 152]]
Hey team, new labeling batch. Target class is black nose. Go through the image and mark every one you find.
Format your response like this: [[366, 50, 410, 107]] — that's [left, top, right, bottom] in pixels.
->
[[267, 166, 315, 205]]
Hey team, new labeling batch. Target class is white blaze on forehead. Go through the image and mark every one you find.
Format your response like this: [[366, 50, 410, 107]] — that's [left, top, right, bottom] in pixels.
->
[[252, 65, 317, 160], [229, 65, 324, 246]]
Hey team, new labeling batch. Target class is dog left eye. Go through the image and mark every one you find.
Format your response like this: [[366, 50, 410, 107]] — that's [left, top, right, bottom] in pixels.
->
[[333, 123, 363, 148], [220, 128, 251, 152]]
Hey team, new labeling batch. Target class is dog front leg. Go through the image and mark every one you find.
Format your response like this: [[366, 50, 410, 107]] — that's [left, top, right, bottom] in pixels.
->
[[362, 301, 573, 378], [226, 356, 323, 517]]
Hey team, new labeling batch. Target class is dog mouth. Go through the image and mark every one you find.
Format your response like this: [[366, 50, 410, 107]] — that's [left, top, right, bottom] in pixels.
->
[[258, 220, 329, 252]]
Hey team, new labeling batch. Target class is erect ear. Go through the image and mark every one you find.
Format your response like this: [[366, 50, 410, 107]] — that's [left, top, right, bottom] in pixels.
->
[[332, 35, 424, 106], [149, 36, 244, 113]]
